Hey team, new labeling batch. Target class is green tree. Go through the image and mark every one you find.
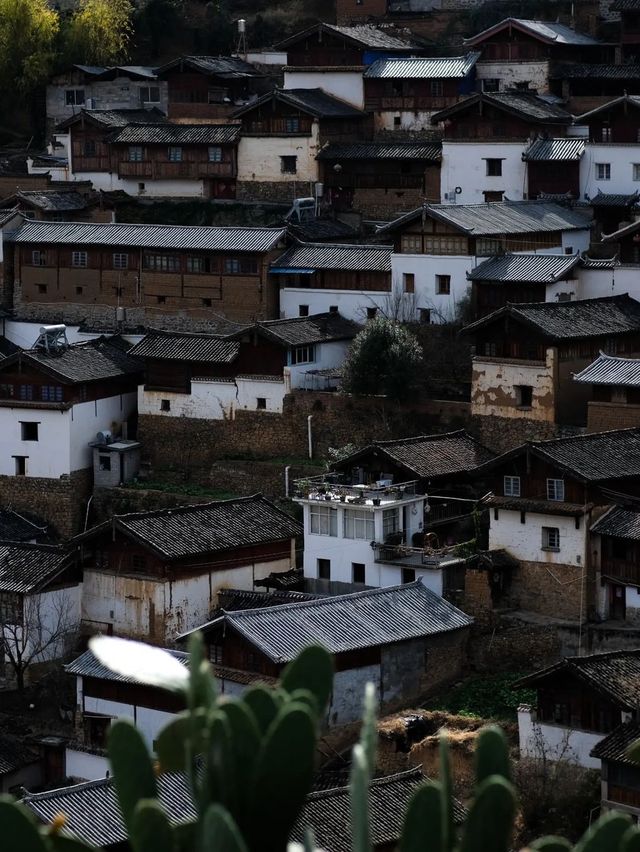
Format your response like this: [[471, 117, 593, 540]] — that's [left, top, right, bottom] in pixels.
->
[[200, 0, 235, 55], [341, 317, 424, 401], [0, 0, 59, 96], [65, 0, 133, 66], [135, 0, 183, 59]]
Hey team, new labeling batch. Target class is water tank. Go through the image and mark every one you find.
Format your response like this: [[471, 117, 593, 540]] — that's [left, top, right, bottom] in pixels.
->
[[116, 306, 125, 323], [238, 18, 246, 32], [39, 324, 67, 336]]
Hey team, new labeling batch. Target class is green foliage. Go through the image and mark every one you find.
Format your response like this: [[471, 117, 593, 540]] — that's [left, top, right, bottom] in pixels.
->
[[341, 318, 424, 402], [0, 0, 59, 97], [64, 0, 133, 66], [426, 672, 536, 720]]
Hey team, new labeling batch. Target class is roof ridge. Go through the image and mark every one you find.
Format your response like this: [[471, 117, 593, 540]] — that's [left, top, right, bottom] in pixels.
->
[[19, 219, 284, 233], [306, 767, 424, 800], [372, 429, 467, 447], [22, 775, 112, 802], [114, 493, 264, 522]]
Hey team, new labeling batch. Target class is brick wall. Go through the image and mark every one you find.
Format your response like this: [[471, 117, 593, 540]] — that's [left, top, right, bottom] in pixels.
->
[[469, 617, 562, 672], [469, 414, 571, 455], [0, 468, 92, 537], [505, 559, 591, 622], [463, 568, 495, 628], [587, 401, 640, 433]]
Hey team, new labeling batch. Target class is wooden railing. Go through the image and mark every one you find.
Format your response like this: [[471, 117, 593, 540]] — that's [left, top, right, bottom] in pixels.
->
[[117, 161, 235, 179]]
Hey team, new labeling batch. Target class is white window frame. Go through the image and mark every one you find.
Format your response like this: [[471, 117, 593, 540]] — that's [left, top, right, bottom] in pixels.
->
[[113, 253, 129, 270], [72, 251, 88, 268], [546, 478, 565, 501], [292, 345, 315, 365], [383, 508, 399, 539], [595, 163, 611, 181], [140, 85, 160, 104], [310, 504, 337, 536], [542, 526, 560, 550], [503, 476, 520, 497], [344, 508, 375, 541]]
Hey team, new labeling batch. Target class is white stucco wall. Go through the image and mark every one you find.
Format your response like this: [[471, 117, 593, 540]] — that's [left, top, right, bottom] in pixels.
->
[[373, 110, 436, 132], [82, 695, 175, 751], [489, 508, 587, 567], [330, 665, 381, 726], [578, 266, 640, 300], [471, 351, 556, 422], [65, 748, 110, 782], [287, 340, 352, 387], [284, 70, 364, 109], [280, 288, 392, 322], [4, 586, 82, 669], [581, 144, 640, 201], [139, 376, 286, 420], [64, 170, 206, 197], [517, 705, 603, 769], [70, 393, 137, 471], [237, 128, 320, 184], [392, 253, 473, 323], [475, 60, 550, 93], [440, 141, 528, 205]]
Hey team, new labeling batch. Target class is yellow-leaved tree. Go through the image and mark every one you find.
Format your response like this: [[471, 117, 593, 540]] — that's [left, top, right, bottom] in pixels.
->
[[66, 0, 133, 66], [0, 0, 59, 96]]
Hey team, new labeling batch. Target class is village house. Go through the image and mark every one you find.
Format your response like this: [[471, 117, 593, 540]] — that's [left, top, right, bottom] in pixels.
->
[[316, 141, 442, 218], [463, 295, 640, 430], [377, 201, 592, 324], [154, 55, 270, 121], [0, 331, 141, 536], [0, 736, 40, 795], [613, 0, 640, 62], [11, 219, 287, 329], [0, 207, 24, 310], [363, 53, 480, 131], [0, 542, 81, 688], [549, 62, 640, 115], [591, 720, 640, 819], [477, 427, 640, 620], [233, 88, 371, 203], [46, 65, 167, 133], [574, 352, 640, 432], [462, 18, 607, 95], [130, 311, 359, 422], [521, 137, 586, 200], [590, 504, 640, 624], [516, 650, 640, 769], [432, 92, 573, 206], [0, 189, 115, 223], [76, 494, 302, 643], [271, 242, 392, 321], [181, 580, 473, 726]]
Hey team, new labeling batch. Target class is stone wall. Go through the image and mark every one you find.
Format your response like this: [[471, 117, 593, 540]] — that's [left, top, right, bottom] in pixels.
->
[[469, 618, 562, 672], [505, 559, 592, 622], [0, 468, 92, 538], [587, 401, 640, 433], [469, 414, 573, 455], [236, 180, 306, 204], [463, 567, 495, 628]]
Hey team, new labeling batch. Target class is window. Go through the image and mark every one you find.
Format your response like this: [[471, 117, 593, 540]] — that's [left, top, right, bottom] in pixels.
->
[[383, 508, 399, 540], [633, 164, 640, 182], [476, 238, 502, 256], [292, 345, 315, 365], [157, 295, 166, 304], [430, 80, 444, 97], [403, 273, 415, 293], [14, 456, 27, 476], [128, 145, 144, 162], [224, 257, 258, 275], [208, 146, 223, 162], [99, 454, 111, 471], [299, 305, 309, 317], [37, 284, 47, 294], [284, 117, 300, 132], [401, 234, 422, 253], [601, 126, 612, 142], [76, 286, 83, 295], [393, 115, 401, 128], [420, 308, 431, 324], [168, 146, 183, 162], [317, 558, 331, 580], [352, 563, 366, 584], [483, 190, 504, 203], [113, 253, 128, 270], [436, 274, 451, 295], [32, 250, 46, 266], [138, 182, 146, 193], [485, 159, 503, 177], [310, 504, 338, 536], [504, 475, 520, 497], [186, 256, 210, 274], [144, 254, 180, 272], [256, 397, 267, 410], [366, 307, 377, 319], [41, 385, 63, 402], [85, 715, 110, 749], [72, 251, 88, 268], [160, 399, 171, 412], [280, 156, 297, 174], [547, 479, 565, 501], [132, 554, 146, 571], [140, 86, 160, 104], [482, 78, 500, 93], [83, 140, 97, 157], [65, 89, 85, 106], [402, 567, 416, 584], [203, 298, 212, 307], [19, 385, 33, 401], [515, 385, 533, 408], [542, 526, 560, 550], [344, 508, 375, 540], [20, 422, 38, 442], [596, 163, 611, 181]]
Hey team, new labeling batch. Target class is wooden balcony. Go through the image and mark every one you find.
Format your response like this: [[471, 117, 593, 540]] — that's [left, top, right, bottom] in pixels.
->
[[601, 558, 640, 586], [243, 119, 313, 135], [364, 96, 452, 111], [117, 161, 235, 180]]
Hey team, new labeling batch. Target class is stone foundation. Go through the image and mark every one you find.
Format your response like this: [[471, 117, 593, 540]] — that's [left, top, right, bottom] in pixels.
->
[[469, 414, 581, 455], [505, 559, 593, 622], [0, 468, 92, 538]]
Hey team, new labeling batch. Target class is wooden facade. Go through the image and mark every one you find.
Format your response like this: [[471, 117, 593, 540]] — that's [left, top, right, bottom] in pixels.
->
[[158, 68, 269, 121], [364, 78, 463, 113], [582, 100, 640, 143], [527, 160, 581, 199], [472, 280, 547, 317], [273, 268, 391, 292], [0, 360, 138, 405], [536, 671, 620, 733], [469, 26, 607, 65], [238, 98, 371, 144], [440, 101, 569, 141], [320, 158, 440, 209]]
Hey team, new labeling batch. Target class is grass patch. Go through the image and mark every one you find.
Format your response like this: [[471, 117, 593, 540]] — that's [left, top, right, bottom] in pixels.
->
[[424, 672, 536, 721], [123, 480, 240, 500]]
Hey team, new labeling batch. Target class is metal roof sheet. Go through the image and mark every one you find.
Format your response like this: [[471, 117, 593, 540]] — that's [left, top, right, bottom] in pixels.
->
[[378, 201, 592, 237], [257, 312, 361, 346], [65, 647, 188, 684], [271, 242, 392, 272], [107, 123, 240, 145], [591, 505, 640, 541], [522, 137, 586, 161], [364, 53, 479, 79], [574, 352, 640, 386], [316, 141, 441, 161], [468, 253, 580, 283], [224, 580, 472, 663], [611, 0, 640, 10], [465, 17, 600, 46], [14, 220, 286, 253], [155, 55, 264, 78], [128, 331, 240, 364], [0, 544, 74, 594]]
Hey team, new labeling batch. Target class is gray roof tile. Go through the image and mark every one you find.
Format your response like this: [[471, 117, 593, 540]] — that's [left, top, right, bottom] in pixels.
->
[[156, 55, 264, 78], [523, 137, 586, 161], [591, 722, 640, 763], [530, 427, 640, 482], [591, 505, 640, 540], [235, 88, 366, 119], [364, 53, 479, 79], [0, 544, 74, 593], [107, 123, 241, 145], [0, 735, 38, 776], [224, 580, 473, 663], [58, 108, 167, 130], [14, 190, 95, 212], [574, 352, 640, 387], [551, 62, 640, 79], [576, 94, 640, 121], [129, 331, 240, 364], [590, 190, 640, 207], [276, 22, 420, 51], [65, 647, 188, 685], [257, 313, 361, 346], [465, 17, 600, 46], [271, 242, 392, 272], [468, 253, 581, 283], [0, 338, 142, 384], [14, 220, 286, 253], [316, 141, 441, 161], [432, 92, 572, 124]]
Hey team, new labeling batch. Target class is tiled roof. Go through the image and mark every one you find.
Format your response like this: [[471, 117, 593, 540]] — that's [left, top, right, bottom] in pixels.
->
[[0, 735, 39, 775], [551, 62, 640, 79], [378, 201, 592, 237], [14, 220, 286, 252], [128, 330, 240, 364], [529, 428, 640, 482], [431, 92, 572, 124], [316, 142, 441, 161], [287, 218, 359, 242], [155, 55, 263, 78], [522, 137, 586, 161], [271, 242, 392, 272], [0, 338, 142, 385], [516, 650, 640, 709], [15, 190, 95, 212], [234, 88, 365, 119], [276, 22, 420, 51], [576, 94, 640, 121], [107, 123, 241, 145], [292, 768, 467, 852], [364, 53, 479, 79], [468, 253, 580, 283], [485, 495, 589, 517], [57, 108, 167, 130], [0, 509, 51, 543], [591, 505, 640, 540], [591, 722, 640, 764], [224, 580, 473, 663], [84, 494, 302, 560], [462, 295, 640, 340], [581, 255, 619, 268], [602, 218, 640, 242], [465, 17, 600, 46], [590, 191, 640, 207], [65, 647, 188, 685], [257, 313, 361, 346], [339, 430, 495, 479], [574, 352, 640, 387], [0, 544, 75, 594], [217, 587, 320, 612]]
